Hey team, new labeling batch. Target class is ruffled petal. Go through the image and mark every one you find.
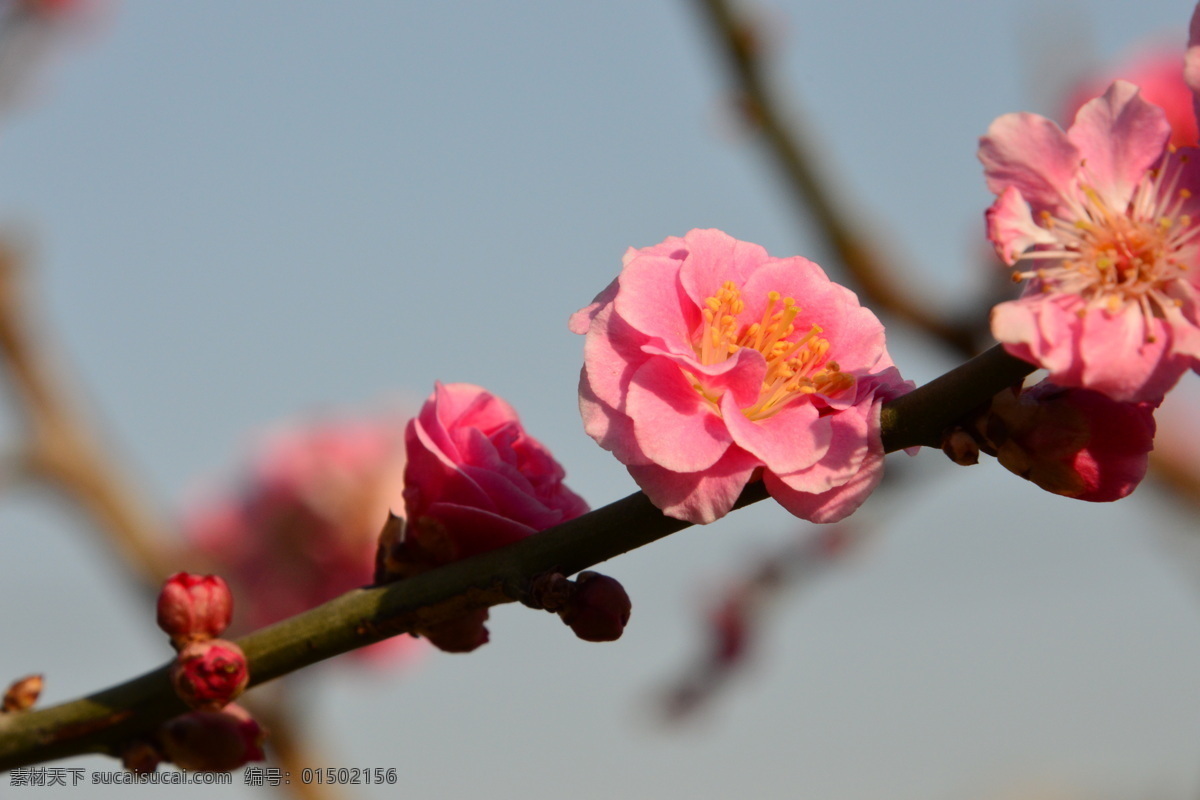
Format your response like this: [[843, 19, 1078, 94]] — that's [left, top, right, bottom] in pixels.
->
[[1067, 81, 1171, 210], [627, 448, 760, 524], [986, 185, 1060, 264], [719, 391, 830, 474], [979, 111, 1081, 214], [765, 447, 884, 524], [625, 358, 732, 472]]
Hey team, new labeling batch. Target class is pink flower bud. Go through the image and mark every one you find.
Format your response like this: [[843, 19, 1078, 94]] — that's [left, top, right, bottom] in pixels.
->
[[1, 674, 43, 712], [403, 383, 589, 566], [159, 703, 265, 772], [979, 381, 1156, 502], [157, 573, 233, 649], [170, 639, 249, 711], [559, 572, 631, 643]]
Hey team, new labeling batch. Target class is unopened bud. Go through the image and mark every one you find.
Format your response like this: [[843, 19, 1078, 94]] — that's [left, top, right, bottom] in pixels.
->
[[419, 609, 490, 653], [170, 639, 249, 711], [2, 674, 43, 712], [159, 703, 265, 772], [559, 572, 631, 643], [941, 427, 980, 466], [157, 573, 233, 649], [120, 739, 162, 774], [979, 381, 1156, 501]]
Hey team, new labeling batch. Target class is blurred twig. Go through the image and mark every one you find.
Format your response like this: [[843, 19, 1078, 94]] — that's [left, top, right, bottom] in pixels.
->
[[692, 0, 985, 354], [0, 240, 175, 583], [0, 241, 345, 797]]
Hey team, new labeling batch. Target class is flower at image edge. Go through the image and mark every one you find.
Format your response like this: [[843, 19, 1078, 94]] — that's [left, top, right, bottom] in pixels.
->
[[979, 80, 1200, 403]]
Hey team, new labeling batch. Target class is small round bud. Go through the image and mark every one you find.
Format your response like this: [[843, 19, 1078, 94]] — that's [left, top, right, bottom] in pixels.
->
[[559, 572, 631, 643], [157, 573, 234, 649], [2, 674, 43, 713], [120, 739, 162, 774], [418, 609, 490, 653], [941, 427, 980, 466], [170, 639, 249, 711], [159, 703, 265, 772]]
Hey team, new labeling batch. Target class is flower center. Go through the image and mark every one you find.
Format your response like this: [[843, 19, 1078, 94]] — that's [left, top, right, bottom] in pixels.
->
[[692, 281, 853, 421], [1016, 151, 1198, 336]]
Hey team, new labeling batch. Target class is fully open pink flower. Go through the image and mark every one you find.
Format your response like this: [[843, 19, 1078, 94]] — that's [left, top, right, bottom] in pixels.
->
[[980, 80, 1200, 403], [402, 382, 589, 565], [571, 229, 911, 525]]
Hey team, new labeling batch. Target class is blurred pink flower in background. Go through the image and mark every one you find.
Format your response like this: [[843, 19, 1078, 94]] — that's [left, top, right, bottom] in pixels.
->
[[0, 0, 105, 120], [980, 81, 1200, 403], [571, 229, 911, 525], [183, 414, 420, 663]]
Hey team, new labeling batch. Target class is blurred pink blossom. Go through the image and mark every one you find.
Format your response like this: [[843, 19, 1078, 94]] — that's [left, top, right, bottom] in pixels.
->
[[183, 415, 419, 663], [571, 229, 911, 525], [980, 81, 1200, 403]]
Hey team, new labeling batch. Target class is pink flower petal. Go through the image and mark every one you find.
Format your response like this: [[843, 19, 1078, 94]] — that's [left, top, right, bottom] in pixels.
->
[[1067, 81, 1171, 209], [765, 449, 884, 524], [719, 391, 830, 475], [613, 250, 695, 348], [626, 358, 732, 473], [627, 448, 760, 524], [986, 185, 1059, 264], [677, 229, 771, 308], [770, 402, 871, 494], [979, 111, 1081, 214]]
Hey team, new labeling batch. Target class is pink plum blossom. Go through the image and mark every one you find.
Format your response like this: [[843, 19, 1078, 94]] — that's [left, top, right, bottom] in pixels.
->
[[980, 80, 1200, 403], [975, 380, 1156, 502], [388, 383, 589, 652], [183, 415, 420, 664], [571, 229, 912, 525], [400, 382, 589, 567]]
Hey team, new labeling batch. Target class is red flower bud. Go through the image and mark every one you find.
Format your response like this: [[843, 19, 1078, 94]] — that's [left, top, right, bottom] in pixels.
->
[[559, 572, 631, 642], [978, 381, 1156, 502], [157, 573, 234, 649], [159, 703, 265, 772], [170, 639, 249, 711]]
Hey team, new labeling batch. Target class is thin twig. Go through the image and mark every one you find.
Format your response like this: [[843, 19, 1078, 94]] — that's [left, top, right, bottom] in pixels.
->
[[693, 0, 982, 353], [0, 240, 175, 583]]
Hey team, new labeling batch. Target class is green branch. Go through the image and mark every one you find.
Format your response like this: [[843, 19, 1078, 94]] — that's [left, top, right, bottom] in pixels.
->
[[0, 345, 1033, 771]]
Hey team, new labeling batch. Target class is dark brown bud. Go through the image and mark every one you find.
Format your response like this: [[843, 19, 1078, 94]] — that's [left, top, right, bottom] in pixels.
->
[[559, 572, 631, 643]]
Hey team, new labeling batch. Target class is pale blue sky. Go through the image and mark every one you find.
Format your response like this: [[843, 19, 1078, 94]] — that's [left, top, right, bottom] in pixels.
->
[[2, 2, 1200, 798]]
